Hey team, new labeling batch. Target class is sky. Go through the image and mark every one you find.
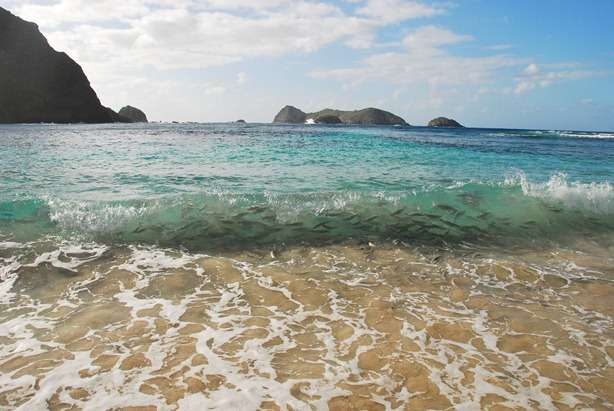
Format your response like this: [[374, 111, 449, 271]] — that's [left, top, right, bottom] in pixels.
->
[[2, 0, 614, 130]]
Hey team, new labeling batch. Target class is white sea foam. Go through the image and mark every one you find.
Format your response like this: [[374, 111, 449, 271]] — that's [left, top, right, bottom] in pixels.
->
[[555, 130, 614, 139], [26, 243, 109, 271], [46, 198, 155, 234], [0, 241, 26, 249], [507, 171, 614, 213]]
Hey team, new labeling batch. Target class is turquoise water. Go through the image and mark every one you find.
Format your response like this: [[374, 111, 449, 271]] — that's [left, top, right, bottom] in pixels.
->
[[1, 123, 613, 249], [1, 123, 614, 410]]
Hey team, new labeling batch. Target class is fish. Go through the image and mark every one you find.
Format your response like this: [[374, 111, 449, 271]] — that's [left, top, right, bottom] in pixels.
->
[[441, 220, 463, 229], [458, 192, 481, 206], [313, 221, 332, 229], [434, 204, 460, 214], [248, 205, 267, 213], [453, 210, 465, 219]]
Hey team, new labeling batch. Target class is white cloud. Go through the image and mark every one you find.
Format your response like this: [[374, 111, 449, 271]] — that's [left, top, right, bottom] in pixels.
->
[[0, 0, 453, 108], [236, 72, 248, 85], [312, 26, 523, 90], [13, 0, 442, 72], [312, 25, 599, 105], [485, 44, 513, 51], [355, 0, 443, 24], [514, 63, 595, 94], [203, 84, 227, 95], [403, 25, 472, 49], [200, 0, 289, 11], [522, 63, 540, 76], [15, 0, 151, 27]]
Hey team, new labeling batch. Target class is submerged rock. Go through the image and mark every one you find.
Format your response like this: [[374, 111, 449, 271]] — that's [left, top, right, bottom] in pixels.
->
[[273, 105, 307, 123], [428, 117, 464, 128], [273, 105, 408, 125], [118, 106, 148, 123], [0, 7, 115, 124]]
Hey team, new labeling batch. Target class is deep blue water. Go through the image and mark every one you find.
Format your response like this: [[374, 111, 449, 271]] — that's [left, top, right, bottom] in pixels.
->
[[1, 123, 613, 249]]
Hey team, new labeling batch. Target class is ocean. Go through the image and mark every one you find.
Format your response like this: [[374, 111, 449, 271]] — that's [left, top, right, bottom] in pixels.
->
[[0, 123, 613, 410]]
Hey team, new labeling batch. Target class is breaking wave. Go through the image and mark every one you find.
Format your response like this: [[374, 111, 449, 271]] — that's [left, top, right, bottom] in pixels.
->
[[1, 173, 612, 250]]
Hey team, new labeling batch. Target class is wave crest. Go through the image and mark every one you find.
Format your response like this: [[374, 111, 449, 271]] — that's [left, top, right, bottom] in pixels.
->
[[1, 174, 613, 250], [506, 172, 614, 214]]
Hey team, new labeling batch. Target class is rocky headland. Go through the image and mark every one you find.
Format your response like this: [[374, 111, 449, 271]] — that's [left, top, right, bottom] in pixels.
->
[[0, 7, 147, 124], [1, 7, 114, 123]]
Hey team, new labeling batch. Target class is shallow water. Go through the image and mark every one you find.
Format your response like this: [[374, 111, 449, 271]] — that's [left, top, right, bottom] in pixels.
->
[[0, 123, 613, 410], [1, 240, 613, 410]]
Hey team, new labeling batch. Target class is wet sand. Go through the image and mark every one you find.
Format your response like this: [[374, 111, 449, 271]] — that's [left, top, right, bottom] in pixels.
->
[[1, 241, 613, 410]]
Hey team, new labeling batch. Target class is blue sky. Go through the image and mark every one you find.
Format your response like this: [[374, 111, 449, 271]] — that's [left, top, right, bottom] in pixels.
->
[[2, 0, 614, 130]]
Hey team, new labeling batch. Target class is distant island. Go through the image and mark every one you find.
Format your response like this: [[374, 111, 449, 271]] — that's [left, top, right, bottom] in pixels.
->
[[0, 7, 146, 124], [428, 117, 464, 128], [118, 106, 148, 123], [273, 105, 408, 126]]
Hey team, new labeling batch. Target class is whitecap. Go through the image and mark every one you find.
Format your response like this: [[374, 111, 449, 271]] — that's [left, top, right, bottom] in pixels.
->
[[507, 171, 614, 214]]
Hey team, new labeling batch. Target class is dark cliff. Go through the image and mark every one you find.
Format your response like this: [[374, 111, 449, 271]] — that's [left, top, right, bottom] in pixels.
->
[[0, 7, 115, 123]]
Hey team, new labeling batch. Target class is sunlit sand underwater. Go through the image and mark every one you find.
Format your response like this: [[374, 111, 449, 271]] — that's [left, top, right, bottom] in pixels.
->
[[0, 123, 613, 410], [1, 240, 613, 410]]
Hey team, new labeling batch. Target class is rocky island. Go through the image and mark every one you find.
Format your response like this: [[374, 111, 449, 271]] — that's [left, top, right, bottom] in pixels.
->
[[314, 114, 342, 124], [119, 106, 148, 123], [428, 117, 464, 128], [273, 105, 408, 126], [273, 106, 308, 123], [0, 7, 146, 124]]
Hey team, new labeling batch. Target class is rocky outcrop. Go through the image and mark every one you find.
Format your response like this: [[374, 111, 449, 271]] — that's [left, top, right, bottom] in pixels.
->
[[104, 107, 131, 123], [273, 106, 408, 125], [273, 106, 307, 123], [311, 108, 407, 126], [0, 7, 116, 124], [314, 114, 342, 124], [119, 105, 148, 123], [428, 117, 464, 128], [235, 119, 247, 123]]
